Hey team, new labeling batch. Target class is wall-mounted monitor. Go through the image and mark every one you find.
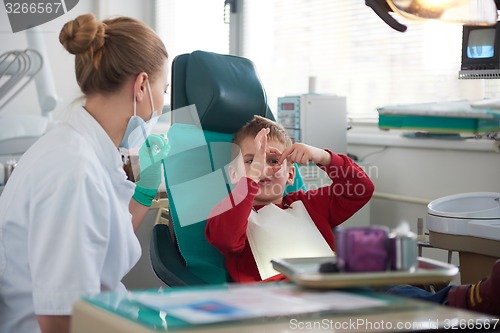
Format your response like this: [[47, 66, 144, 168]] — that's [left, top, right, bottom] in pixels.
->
[[461, 23, 500, 71]]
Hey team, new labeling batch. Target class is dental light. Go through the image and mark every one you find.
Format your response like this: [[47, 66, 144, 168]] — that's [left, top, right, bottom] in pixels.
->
[[366, 0, 499, 32]]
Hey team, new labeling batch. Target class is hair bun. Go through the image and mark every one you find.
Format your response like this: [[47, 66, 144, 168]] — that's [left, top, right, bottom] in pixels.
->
[[59, 13, 105, 55]]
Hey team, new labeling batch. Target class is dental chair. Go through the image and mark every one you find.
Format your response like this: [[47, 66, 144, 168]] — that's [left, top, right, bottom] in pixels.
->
[[150, 50, 306, 286]]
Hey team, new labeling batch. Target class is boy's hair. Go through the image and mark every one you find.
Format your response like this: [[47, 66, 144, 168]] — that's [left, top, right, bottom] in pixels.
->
[[233, 115, 292, 148]]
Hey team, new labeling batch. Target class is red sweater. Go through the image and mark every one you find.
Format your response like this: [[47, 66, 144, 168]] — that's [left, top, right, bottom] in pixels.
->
[[205, 151, 374, 283]]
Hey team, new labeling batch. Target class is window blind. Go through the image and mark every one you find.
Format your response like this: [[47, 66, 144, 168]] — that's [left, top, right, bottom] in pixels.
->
[[239, 0, 485, 117], [154, 0, 494, 117]]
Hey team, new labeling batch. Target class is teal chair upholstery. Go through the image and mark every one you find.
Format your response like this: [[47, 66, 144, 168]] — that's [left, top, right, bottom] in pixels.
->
[[150, 51, 305, 286]]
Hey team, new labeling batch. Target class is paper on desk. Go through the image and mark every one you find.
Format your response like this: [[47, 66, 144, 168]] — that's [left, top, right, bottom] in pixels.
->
[[131, 284, 388, 324]]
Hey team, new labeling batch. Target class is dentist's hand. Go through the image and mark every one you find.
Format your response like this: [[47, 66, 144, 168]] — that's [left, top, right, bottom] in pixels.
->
[[132, 134, 170, 207]]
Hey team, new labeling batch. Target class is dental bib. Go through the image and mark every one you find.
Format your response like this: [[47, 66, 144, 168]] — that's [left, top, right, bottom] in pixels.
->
[[247, 201, 334, 280]]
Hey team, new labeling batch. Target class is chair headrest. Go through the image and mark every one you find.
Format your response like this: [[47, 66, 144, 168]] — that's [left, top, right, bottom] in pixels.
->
[[185, 51, 269, 133]]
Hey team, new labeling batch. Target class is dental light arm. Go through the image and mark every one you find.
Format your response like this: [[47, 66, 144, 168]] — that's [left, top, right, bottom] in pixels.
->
[[365, 0, 407, 32], [367, 0, 500, 33]]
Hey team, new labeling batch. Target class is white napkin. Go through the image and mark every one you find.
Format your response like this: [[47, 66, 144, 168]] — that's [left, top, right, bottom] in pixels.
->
[[247, 201, 334, 280]]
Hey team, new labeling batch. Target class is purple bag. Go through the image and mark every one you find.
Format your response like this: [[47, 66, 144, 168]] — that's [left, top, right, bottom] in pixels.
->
[[336, 226, 390, 272]]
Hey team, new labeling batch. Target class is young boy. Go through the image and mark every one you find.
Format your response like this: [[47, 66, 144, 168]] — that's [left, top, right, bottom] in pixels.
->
[[205, 115, 374, 282], [205, 115, 500, 317]]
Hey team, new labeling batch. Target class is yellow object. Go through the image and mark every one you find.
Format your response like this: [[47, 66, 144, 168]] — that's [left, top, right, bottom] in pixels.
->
[[388, 0, 498, 25]]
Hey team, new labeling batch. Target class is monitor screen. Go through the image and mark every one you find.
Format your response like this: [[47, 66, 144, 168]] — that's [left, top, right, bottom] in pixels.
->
[[467, 28, 495, 59]]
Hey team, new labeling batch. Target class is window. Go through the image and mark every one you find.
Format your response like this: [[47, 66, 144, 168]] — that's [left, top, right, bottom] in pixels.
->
[[155, 0, 498, 118], [238, 0, 489, 118], [155, 0, 229, 107]]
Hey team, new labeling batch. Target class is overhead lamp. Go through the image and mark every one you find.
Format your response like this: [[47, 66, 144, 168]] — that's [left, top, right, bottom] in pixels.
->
[[366, 0, 499, 32]]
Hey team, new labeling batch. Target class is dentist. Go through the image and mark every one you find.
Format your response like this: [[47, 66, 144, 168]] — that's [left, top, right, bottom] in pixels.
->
[[0, 13, 169, 333]]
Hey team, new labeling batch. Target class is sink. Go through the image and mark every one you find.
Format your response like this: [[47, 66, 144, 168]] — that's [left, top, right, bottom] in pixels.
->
[[426, 192, 500, 241]]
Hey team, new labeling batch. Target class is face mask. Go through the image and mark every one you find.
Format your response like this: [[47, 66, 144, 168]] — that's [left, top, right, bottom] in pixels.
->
[[120, 79, 159, 149]]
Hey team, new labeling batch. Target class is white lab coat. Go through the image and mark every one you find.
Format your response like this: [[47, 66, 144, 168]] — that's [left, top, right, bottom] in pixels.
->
[[0, 106, 141, 333]]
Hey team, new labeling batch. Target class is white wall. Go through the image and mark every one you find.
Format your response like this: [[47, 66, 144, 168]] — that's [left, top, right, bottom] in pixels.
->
[[348, 126, 499, 227], [347, 126, 500, 272]]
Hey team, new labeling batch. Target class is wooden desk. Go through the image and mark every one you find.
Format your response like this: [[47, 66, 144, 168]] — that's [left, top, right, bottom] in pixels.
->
[[71, 289, 495, 333]]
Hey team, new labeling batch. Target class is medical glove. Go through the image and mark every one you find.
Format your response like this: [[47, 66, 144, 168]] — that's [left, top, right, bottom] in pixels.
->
[[132, 134, 170, 207]]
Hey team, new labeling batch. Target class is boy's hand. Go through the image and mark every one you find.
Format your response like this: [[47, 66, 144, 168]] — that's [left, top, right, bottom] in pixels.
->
[[247, 128, 282, 182], [279, 143, 331, 166]]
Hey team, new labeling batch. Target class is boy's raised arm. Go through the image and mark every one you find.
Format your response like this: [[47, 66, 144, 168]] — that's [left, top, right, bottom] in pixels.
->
[[321, 151, 374, 225]]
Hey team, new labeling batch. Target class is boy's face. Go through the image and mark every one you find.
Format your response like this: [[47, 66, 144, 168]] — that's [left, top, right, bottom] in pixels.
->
[[230, 136, 295, 206]]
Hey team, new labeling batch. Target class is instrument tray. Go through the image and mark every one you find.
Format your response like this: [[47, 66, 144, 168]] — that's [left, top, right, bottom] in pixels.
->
[[271, 256, 458, 289]]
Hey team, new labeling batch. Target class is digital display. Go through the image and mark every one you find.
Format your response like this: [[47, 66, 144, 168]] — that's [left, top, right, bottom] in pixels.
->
[[467, 29, 495, 59], [281, 103, 295, 111]]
